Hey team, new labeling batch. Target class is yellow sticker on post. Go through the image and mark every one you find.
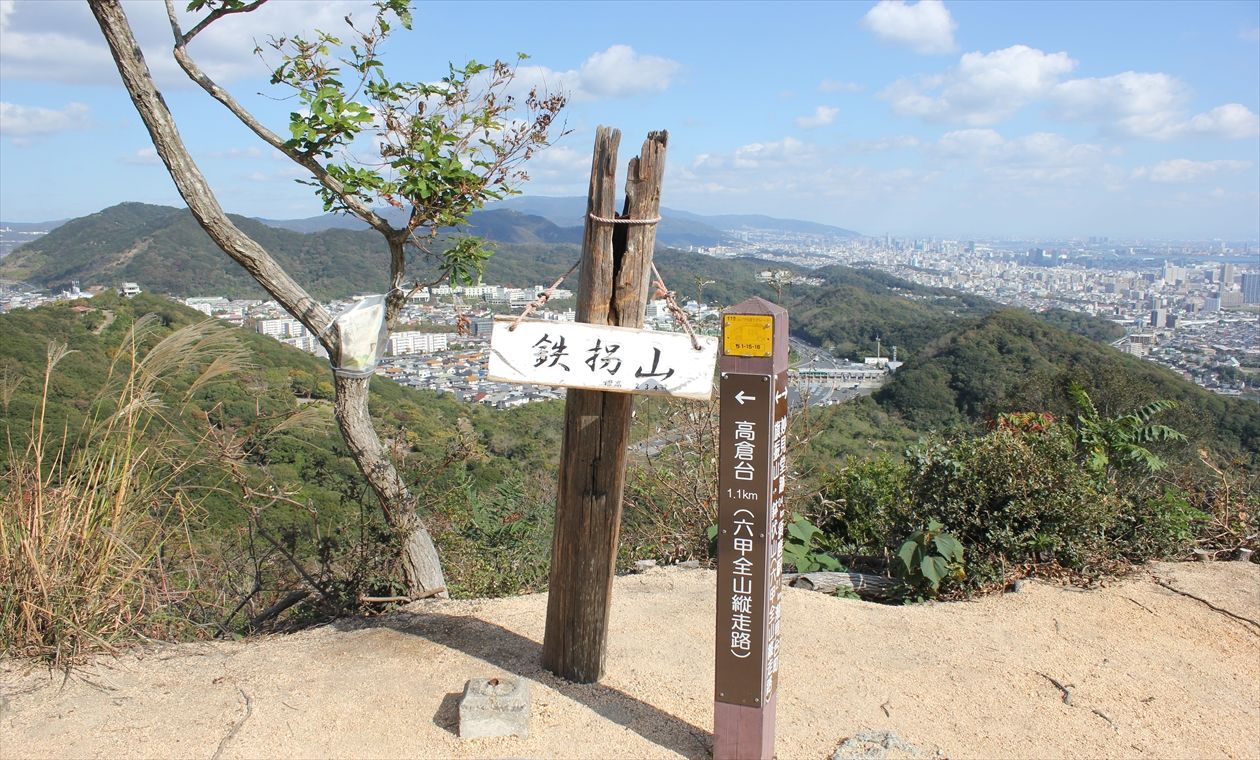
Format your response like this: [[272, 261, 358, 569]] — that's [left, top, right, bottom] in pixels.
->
[[723, 314, 774, 357]]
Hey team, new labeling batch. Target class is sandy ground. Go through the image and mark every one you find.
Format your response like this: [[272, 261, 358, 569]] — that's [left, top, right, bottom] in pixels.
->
[[2, 561, 1258, 760]]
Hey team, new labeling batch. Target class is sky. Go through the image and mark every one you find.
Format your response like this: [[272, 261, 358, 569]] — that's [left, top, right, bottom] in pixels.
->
[[1, 0, 1258, 240]]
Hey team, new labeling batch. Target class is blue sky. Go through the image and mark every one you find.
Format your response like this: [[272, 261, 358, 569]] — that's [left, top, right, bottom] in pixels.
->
[[1, 0, 1258, 240]]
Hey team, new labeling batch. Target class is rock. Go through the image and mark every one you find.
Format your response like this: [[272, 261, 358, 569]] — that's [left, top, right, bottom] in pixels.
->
[[458, 677, 530, 739], [1009, 580, 1027, 593], [676, 560, 701, 569], [1238, 548, 1253, 562], [633, 559, 657, 573], [833, 730, 940, 760], [1193, 549, 1214, 562]]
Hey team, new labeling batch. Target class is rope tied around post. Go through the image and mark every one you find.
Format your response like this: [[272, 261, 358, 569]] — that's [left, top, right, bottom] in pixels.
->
[[587, 212, 662, 225], [651, 263, 703, 351]]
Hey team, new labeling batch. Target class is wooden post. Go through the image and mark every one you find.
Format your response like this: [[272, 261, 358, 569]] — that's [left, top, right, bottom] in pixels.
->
[[542, 127, 669, 683], [714, 297, 789, 760]]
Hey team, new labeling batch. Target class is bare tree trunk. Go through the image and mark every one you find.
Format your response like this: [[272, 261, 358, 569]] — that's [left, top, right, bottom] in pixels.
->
[[90, 0, 446, 598], [333, 374, 445, 593]]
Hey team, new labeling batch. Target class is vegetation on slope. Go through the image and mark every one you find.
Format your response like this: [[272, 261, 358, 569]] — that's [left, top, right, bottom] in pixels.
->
[[876, 309, 1260, 460], [0, 295, 568, 663], [4, 205, 1256, 664], [0, 203, 406, 298]]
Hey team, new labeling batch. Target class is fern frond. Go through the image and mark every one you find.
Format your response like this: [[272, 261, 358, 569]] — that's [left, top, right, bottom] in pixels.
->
[[1131, 399, 1177, 424]]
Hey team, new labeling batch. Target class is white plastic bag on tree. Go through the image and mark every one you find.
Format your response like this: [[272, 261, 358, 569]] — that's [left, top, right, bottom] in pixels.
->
[[331, 294, 388, 378]]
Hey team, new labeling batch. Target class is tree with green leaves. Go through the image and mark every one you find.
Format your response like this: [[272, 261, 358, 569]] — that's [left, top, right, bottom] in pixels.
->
[[89, 0, 564, 597], [1068, 383, 1186, 477]]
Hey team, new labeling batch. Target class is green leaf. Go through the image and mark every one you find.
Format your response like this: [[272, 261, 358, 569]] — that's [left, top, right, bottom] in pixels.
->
[[786, 515, 815, 543], [920, 556, 949, 588], [816, 554, 844, 572], [896, 540, 918, 573], [933, 532, 964, 562]]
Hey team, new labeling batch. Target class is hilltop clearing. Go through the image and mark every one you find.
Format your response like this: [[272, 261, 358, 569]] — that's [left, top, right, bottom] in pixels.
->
[[3, 561, 1257, 759]]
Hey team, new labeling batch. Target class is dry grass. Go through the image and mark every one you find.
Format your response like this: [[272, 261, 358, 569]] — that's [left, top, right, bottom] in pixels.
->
[[0, 317, 246, 667]]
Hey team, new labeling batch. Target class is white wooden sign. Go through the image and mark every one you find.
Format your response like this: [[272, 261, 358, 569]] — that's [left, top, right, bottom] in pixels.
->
[[487, 317, 718, 400]]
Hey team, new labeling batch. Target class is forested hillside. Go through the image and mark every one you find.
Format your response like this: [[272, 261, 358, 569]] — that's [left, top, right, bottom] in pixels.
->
[[0, 203, 411, 298], [0, 294, 567, 600], [876, 309, 1260, 460]]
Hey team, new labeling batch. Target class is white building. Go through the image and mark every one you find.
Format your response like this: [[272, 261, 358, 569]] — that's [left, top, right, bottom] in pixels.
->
[[256, 318, 306, 338], [387, 331, 449, 356], [485, 287, 531, 306], [281, 333, 327, 358], [119, 282, 141, 298]]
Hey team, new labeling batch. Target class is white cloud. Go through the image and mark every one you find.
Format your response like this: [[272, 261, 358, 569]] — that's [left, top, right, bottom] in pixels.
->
[[205, 146, 266, 160], [516, 143, 593, 194], [679, 136, 931, 205], [883, 46, 1257, 141], [795, 105, 839, 129], [1050, 76, 1260, 140], [0, 101, 90, 136], [932, 129, 1112, 188], [1133, 159, 1252, 183], [1185, 104, 1260, 140], [121, 146, 159, 165], [1049, 71, 1188, 139], [935, 129, 1103, 164], [1241, 26, 1260, 42], [514, 45, 679, 103], [0, 0, 365, 87], [935, 128, 1005, 155], [819, 79, 861, 93], [694, 137, 812, 171], [861, 0, 957, 55], [881, 45, 1076, 124], [243, 164, 309, 183]]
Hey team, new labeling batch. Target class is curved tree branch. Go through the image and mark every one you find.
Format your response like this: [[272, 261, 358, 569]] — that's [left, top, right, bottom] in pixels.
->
[[162, 0, 395, 237], [184, 0, 269, 44], [92, 0, 448, 598], [91, 0, 336, 352]]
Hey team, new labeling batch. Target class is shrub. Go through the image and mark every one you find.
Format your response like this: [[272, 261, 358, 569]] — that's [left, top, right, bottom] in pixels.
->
[[1111, 488, 1208, 561], [814, 454, 909, 552], [893, 519, 964, 597], [435, 473, 554, 598], [621, 399, 720, 567], [815, 408, 1208, 595], [905, 426, 1112, 588]]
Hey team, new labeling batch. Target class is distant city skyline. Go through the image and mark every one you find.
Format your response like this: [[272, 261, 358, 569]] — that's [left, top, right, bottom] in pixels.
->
[[1, 0, 1258, 239]]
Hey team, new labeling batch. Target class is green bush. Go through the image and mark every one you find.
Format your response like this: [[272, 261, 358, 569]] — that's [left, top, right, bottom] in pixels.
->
[[431, 473, 554, 598], [1111, 488, 1208, 561], [815, 412, 1207, 594], [815, 454, 909, 551], [905, 426, 1113, 588]]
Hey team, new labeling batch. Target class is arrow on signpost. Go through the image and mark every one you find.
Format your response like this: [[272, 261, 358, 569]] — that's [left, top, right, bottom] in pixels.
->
[[734, 390, 757, 405]]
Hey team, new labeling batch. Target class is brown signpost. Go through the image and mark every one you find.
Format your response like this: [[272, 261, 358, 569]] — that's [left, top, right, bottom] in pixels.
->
[[714, 297, 788, 760], [542, 127, 669, 684]]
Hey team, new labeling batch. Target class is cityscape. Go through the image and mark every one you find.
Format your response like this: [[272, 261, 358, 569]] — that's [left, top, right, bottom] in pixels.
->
[[2, 224, 1255, 403]]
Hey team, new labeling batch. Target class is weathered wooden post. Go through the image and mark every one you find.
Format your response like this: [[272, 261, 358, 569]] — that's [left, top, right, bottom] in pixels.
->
[[541, 127, 669, 683], [714, 297, 788, 760]]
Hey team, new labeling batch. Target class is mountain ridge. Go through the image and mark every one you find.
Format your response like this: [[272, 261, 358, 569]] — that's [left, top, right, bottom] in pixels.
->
[[253, 195, 862, 246]]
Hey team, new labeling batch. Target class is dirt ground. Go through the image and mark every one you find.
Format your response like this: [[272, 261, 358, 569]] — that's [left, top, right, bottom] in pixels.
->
[[2, 561, 1258, 760]]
